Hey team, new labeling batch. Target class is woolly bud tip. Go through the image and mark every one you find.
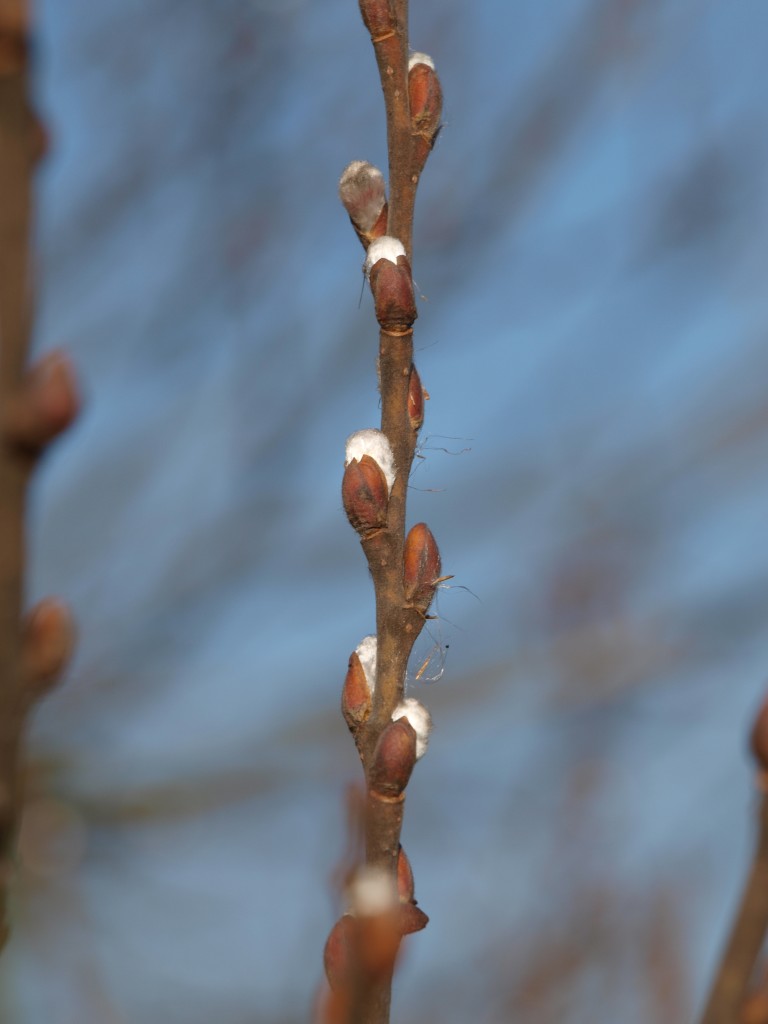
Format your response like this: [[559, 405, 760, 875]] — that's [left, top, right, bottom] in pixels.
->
[[364, 236, 407, 279], [392, 698, 432, 760], [339, 161, 387, 235], [408, 52, 435, 71], [345, 429, 395, 493], [403, 522, 442, 611], [347, 866, 397, 918], [355, 635, 377, 694], [370, 719, 417, 797]]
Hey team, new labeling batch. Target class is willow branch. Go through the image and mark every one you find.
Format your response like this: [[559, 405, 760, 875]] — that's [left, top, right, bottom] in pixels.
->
[[0, 3, 77, 955], [363, 0, 413, 257], [0, 4, 34, 953], [322, 4, 444, 1023]]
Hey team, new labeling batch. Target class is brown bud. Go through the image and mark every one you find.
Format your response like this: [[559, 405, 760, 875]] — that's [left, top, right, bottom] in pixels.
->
[[751, 694, 768, 772], [2, 350, 80, 451], [339, 161, 387, 242], [396, 845, 414, 903], [323, 915, 358, 992], [342, 651, 371, 731], [403, 522, 441, 611], [358, 0, 395, 39], [21, 598, 76, 702], [369, 718, 417, 798], [407, 365, 426, 431], [369, 255, 417, 334], [409, 59, 443, 145], [399, 902, 429, 935], [342, 454, 389, 535]]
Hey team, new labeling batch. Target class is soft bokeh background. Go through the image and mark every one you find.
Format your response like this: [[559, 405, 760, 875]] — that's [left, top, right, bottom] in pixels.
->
[[2, 0, 768, 1021]]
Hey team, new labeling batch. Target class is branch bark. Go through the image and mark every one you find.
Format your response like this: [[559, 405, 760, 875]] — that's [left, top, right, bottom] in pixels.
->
[[0, 3, 34, 953], [321, 4, 444, 1022], [0, 3, 76, 956]]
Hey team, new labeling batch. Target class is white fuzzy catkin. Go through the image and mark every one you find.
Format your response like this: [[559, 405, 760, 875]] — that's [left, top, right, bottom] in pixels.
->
[[339, 161, 386, 233], [355, 635, 377, 695], [392, 698, 432, 760], [345, 428, 396, 493], [364, 236, 406, 279], [408, 52, 435, 71], [347, 866, 396, 917]]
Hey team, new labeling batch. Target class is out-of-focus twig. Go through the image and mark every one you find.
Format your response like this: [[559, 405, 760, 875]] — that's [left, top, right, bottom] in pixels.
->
[[699, 701, 768, 1024], [0, 0, 78, 954]]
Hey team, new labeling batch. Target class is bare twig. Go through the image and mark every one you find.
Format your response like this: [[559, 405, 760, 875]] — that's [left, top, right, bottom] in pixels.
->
[[0, 2, 35, 952], [0, 1, 77, 954], [323, 3, 444, 1022]]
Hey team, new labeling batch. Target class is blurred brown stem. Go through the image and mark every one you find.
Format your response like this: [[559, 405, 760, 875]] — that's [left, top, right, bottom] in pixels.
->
[[699, 794, 768, 1024], [0, 1, 34, 954]]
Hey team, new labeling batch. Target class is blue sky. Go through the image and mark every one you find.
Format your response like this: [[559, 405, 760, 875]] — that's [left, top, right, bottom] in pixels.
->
[[3, 1, 768, 1020]]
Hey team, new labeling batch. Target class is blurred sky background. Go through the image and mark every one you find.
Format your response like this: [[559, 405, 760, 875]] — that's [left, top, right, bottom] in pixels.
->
[[2, 0, 768, 1021]]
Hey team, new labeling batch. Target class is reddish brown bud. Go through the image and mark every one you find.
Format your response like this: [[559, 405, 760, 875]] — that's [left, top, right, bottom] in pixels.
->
[[358, 0, 395, 39], [323, 915, 358, 992], [342, 651, 371, 731], [403, 522, 441, 611], [396, 845, 414, 903], [342, 454, 389, 535], [408, 57, 443, 145], [21, 598, 76, 702], [751, 694, 768, 772], [399, 902, 429, 935], [369, 718, 417, 798], [2, 350, 80, 451], [407, 365, 426, 431], [369, 256, 417, 334]]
